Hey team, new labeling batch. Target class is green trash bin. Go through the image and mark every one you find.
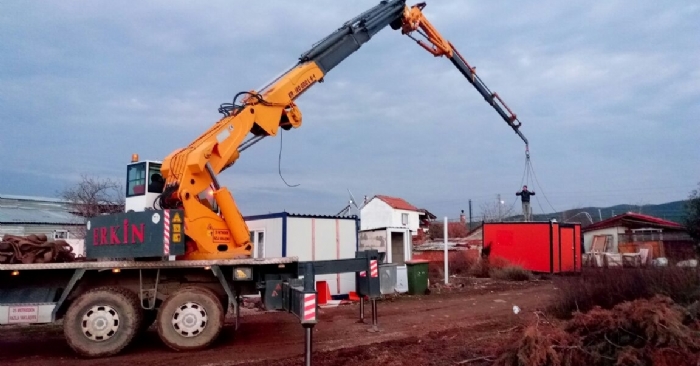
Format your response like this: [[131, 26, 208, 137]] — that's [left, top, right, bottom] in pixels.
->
[[406, 259, 430, 295]]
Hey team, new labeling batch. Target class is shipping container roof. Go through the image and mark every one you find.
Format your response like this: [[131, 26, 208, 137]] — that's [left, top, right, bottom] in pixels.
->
[[244, 211, 358, 221]]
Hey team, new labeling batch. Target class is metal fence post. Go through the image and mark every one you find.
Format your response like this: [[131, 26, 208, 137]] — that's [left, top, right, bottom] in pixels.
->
[[444, 216, 449, 285]]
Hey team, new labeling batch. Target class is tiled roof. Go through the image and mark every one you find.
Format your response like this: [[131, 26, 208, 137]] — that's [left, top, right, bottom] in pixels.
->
[[374, 195, 419, 212], [582, 212, 684, 232]]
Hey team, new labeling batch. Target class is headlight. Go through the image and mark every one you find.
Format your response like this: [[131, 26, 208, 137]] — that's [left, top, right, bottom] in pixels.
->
[[233, 267, 252, 280]]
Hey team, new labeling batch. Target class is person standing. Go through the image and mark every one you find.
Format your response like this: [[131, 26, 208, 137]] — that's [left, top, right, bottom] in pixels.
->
[[516, 185, 535, 221]]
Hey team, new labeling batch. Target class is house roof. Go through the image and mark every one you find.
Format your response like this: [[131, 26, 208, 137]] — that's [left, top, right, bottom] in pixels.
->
[[582, 212, 684, 232], [418, 208, 437, 220], [373, 195, 419, 212]]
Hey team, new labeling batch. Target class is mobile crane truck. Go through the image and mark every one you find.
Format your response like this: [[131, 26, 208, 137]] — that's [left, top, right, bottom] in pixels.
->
[[0, 1, 528, 363]]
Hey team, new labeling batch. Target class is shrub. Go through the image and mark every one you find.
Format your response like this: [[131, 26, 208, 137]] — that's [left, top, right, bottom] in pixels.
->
[[489, 265, 535, 281], [496, 295, 700, 366], [548, 266, 700, 319]]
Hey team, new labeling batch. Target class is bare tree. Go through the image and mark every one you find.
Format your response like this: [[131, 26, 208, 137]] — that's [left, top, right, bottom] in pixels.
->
[[59, 174, 125, 238], [479, 200, 515, 222]]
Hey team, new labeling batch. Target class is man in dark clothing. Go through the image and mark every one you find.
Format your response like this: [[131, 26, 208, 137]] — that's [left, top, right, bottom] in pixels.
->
[[516, 185, 535, 221], [149, 173, 165, 193]]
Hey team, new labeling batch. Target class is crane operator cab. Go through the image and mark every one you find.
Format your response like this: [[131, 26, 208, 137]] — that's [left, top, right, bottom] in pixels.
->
[[124, 154, 219, 213]]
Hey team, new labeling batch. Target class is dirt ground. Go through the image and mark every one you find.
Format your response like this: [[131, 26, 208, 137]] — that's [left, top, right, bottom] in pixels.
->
[[0, 278, 555, 366]]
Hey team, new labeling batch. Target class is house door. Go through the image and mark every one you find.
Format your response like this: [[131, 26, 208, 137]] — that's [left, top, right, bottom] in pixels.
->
[[388, 229, 411, 293]]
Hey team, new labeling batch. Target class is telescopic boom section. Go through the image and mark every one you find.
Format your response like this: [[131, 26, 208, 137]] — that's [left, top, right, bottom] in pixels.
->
[[159, 0, 408, 260], [394, 2, 529, 147]]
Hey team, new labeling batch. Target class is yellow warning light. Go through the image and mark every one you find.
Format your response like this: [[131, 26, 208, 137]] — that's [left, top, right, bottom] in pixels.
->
[[112, 268, 121, 273], [11, 270, 19, 276], [131, 153, 139, 162], [204, 266, 211, 270]]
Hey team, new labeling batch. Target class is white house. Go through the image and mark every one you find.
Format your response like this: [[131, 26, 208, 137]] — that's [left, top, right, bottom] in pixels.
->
[[360, 195, 421, 235], [244, 212, 360, 297]]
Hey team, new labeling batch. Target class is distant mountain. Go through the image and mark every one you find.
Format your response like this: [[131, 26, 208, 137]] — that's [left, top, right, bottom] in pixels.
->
[[523, 200, 689, 225]]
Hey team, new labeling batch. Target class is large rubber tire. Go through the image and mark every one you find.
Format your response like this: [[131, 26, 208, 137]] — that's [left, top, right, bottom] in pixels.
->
[[63, 287, 143, 357], [156, 286, 224, 351]]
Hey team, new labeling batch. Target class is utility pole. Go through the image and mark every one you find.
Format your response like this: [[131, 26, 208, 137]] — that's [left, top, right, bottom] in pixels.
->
[[468, 199, 473, 231], [497, 194, 501, 221]]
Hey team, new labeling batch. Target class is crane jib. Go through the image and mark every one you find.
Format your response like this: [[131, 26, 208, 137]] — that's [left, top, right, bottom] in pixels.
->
[[298, 0, 407, 74]]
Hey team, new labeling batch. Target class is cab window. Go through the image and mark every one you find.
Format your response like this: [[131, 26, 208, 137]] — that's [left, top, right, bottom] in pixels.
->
[[126, 163, 146, 197], [147, 163, 163, 193]]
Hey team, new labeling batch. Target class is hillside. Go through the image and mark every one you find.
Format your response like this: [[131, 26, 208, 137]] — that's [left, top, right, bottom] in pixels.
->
[[527, 200, 689, 225]]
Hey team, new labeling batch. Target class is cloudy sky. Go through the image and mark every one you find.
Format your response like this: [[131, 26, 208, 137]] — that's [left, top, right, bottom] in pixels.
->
[[1, 0, 698, 219]]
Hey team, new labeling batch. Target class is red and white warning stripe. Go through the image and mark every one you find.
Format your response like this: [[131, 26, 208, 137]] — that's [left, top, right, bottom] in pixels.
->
[[163, 210, 170, 255], [370, 259, 378, 277], [303, 293, 316, 321]]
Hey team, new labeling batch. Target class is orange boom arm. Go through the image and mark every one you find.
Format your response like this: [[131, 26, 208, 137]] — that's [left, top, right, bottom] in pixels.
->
[[156, 0, 527, 260]]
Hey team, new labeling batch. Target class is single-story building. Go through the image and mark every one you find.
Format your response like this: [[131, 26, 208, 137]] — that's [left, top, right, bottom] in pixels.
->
[[244, 212, 360, 297], [0, 194, 85, 255], [582, 212, 695, 262]]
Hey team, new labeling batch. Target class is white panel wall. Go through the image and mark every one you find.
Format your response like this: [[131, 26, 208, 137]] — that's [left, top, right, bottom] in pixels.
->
[[287, 217, 358, 296], [287, 218, 313, 260], [360, 199, 393, 230], [583, 227, 625, 253], [337, 219, 358, 296], [391, 209, 420, 234], [245, 217, 284, 258]]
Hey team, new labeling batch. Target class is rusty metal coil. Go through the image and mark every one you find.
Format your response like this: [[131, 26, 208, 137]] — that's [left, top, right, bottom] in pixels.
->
[[0, 234, 77, 264]]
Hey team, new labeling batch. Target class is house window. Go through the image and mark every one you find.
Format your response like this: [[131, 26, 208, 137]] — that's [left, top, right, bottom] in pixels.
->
[[53, 230, 69, 239], [401, 213, 408, 226], [249, 230, 265, 258]]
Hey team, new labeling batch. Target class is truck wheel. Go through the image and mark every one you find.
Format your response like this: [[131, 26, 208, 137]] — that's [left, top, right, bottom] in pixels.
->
[[63, 287, 143, 357], [156, 286, 224, 351]]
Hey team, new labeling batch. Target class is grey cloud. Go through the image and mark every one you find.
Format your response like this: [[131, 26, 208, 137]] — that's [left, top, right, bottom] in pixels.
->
[[1, 0, 698, 219]]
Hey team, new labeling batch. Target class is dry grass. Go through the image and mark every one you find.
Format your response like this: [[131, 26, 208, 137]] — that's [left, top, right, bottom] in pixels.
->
[[547, 266, 700, 319], [489, 266, 536, 282]]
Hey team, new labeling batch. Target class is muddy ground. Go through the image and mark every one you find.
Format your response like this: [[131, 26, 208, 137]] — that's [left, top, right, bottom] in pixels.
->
[[0, 278, 554, 366]]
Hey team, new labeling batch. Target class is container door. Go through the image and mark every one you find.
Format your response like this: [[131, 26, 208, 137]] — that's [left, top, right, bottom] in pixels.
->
[[559, 226, 575, 272]]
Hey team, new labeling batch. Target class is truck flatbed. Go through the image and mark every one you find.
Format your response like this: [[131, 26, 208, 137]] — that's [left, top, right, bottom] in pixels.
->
[[0, 256, 299, 271]]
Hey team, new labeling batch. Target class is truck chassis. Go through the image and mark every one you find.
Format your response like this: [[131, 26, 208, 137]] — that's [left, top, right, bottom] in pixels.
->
[[0, 250, 384, 365]]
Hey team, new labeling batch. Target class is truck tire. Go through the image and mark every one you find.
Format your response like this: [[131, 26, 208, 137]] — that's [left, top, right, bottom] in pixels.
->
[[63, 287, 143, 357], [156, 285, 224, 351]]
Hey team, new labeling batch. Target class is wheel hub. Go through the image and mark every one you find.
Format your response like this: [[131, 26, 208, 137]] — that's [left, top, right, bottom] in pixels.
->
[[172, 301, 208, 337], [81, 305, 120, 341]]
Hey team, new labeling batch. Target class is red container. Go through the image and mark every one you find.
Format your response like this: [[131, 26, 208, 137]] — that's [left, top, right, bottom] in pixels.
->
[[482, 222, 581, 274]]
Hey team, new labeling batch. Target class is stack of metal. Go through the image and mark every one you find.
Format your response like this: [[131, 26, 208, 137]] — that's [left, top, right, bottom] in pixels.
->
[[0, 234, 76, 264]]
